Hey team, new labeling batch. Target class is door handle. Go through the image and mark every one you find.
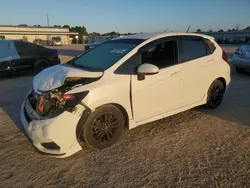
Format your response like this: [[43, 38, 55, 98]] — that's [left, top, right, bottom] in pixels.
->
[[170, 71, 180, 76], [207, 60, 213, 63]]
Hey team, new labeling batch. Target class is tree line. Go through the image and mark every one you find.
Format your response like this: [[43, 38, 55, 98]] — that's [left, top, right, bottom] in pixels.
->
[[196, 25, 250, 33], [52, 25, 122, 37], [20, 23, 250, 35]]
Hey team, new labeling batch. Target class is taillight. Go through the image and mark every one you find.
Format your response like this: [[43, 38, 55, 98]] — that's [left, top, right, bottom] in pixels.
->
[[222, 50, 228, 62], [235, 49, 243, 57]]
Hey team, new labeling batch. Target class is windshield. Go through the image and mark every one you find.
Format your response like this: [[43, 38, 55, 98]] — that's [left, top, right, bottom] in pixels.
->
[[69, 39, 145, 71], [52, 37, 61, 42]]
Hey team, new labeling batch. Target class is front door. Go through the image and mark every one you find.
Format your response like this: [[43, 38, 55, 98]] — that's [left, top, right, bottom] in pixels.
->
[[131, 37, 183, 123]]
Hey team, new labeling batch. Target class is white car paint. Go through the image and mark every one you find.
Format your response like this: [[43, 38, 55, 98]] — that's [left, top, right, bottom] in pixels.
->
[[132, 63, 183, 122], [20, 32, 231, 158]]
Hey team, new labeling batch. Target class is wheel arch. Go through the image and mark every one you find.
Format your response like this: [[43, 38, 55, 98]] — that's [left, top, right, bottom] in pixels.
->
[[216, 77, 226, 91], [91, 103, 129, 130], [204, 77, 227, 102], [33, 58, 52, 73], [110, 103, 129, 130], [34, 58, 52, 67]]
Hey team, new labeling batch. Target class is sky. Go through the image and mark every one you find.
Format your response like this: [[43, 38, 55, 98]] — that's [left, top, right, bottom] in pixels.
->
[[1, 0, 249, 33]]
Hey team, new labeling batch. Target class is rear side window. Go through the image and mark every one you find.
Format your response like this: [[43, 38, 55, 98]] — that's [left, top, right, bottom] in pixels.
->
[[204, 39, 216, 54], [0, 41, 12, 59], [178, 36, 207, 63], [15, 41, 35, 55], [14, 41, 47, 56]]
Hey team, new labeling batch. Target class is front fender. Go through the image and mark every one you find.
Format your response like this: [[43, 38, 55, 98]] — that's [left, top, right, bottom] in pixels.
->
[[82, 84, 132, 119]]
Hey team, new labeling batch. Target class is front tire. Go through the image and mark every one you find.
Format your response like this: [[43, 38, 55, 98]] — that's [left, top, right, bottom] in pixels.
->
[[204, 80, 225, 109], [79, 105, 125, 149]]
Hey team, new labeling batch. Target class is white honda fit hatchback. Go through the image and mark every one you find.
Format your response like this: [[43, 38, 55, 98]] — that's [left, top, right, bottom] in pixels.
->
[[21, 32, 231, 158]]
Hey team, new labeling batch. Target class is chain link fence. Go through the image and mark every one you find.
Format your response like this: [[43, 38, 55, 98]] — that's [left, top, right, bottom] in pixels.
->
[[71, 36, 111, 44], [82, 36, 112, 44]]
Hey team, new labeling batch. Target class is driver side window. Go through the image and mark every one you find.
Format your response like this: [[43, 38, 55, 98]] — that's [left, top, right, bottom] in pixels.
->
[[114, 37, 179, 75], [140, 37, 178, 69]]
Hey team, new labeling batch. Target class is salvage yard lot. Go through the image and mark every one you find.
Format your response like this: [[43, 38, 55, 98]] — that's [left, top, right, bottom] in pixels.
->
[[0, 45, 250, 187]]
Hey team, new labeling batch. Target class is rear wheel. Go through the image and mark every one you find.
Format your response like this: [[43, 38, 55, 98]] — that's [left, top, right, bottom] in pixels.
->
[[204, 80, 225, 109], [235, 67, 246, 74], [78, 105, 125, 149], [34, 59, 50, 74]]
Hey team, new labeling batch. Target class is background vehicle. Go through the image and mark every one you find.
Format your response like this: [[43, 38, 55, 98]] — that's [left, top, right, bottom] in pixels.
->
[[232, 41, 250, 73], [33, 39, 53, 46], [21, 33, 230, 158], [217, 37, 232, 44], [51, 37, 63, 46], [33, 39, 44, 46], [0, 40, 60, 75], [84, 36, 116, 51]]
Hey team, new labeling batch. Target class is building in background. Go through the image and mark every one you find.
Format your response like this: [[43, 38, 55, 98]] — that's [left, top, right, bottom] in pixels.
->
[[0, 25, 78, 45]]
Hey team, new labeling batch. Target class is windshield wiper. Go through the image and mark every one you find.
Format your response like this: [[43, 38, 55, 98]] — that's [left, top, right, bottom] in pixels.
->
[[70, 62, 102, 71]]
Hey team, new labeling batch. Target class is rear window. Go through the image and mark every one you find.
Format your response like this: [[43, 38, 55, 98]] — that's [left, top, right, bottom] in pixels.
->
[[0, 41, 12, 59], [178, 37, 207, 62], [14, 41, 47, 55], [204, 39, 216, 54]]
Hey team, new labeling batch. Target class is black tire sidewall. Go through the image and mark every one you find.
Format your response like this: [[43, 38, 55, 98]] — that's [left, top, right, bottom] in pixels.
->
[[205, 80, 225, 109], [81, 105, 125, 149], [34, 59, 50, 74]]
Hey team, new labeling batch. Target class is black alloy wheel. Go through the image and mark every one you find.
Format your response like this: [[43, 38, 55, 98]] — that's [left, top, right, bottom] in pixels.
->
[[78, 105, 125, 149], [92, 112, 119, 142], [204, 80, 225, 109]]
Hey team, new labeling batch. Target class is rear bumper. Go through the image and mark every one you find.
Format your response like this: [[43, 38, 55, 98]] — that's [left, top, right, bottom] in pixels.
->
[[231, 54, 250, 69], [53, 42, 63, 46], [20, 91, 85, 158]]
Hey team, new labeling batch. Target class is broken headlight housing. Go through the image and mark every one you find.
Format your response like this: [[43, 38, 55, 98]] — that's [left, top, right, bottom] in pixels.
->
[[63, 91, 89, 111]]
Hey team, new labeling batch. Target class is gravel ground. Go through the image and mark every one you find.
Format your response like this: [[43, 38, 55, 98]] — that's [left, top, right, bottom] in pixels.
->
[[0, 45, 249, 188]]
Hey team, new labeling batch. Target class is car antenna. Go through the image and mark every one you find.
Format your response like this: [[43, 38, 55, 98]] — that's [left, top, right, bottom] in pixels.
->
[[186, 25, 191, 33]]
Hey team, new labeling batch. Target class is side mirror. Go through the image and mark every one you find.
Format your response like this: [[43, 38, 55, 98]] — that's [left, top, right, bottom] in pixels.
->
[[137, 63, 159, 75]]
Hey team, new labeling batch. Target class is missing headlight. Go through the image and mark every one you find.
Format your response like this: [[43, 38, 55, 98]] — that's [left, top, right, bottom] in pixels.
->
[[64, 91, 89, 111]]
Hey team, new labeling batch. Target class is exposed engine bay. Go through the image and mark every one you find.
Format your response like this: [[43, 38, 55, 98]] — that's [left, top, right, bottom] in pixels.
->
[[28, 77, 97, 119]]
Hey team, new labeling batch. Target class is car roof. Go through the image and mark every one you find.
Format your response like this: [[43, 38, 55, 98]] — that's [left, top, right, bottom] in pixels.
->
[[0, 40, 14, 42], [0, 40, 24, 43], [116, 32, 214, 41]]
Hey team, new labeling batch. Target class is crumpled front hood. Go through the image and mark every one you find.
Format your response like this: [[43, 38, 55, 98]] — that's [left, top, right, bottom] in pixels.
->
[[33, 64, 103, 91]]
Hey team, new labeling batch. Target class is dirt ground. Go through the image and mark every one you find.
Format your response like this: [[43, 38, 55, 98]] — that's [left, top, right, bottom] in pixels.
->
[[0, 45, 250, 188]]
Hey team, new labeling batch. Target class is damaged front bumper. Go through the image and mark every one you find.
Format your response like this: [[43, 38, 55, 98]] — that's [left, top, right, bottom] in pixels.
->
[[20, 90, 87, 158]]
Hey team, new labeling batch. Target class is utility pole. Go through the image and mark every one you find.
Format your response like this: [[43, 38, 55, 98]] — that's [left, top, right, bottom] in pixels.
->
[[186, 25, 191, 33], [47, 14, 50, 27], [47, 14, 50, 42], [236, 24, 239, 31]]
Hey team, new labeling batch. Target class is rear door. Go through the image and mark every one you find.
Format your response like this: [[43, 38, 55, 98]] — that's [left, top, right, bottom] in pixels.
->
[[12, 41, 37, 70], [180, 36, 214, 106]]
